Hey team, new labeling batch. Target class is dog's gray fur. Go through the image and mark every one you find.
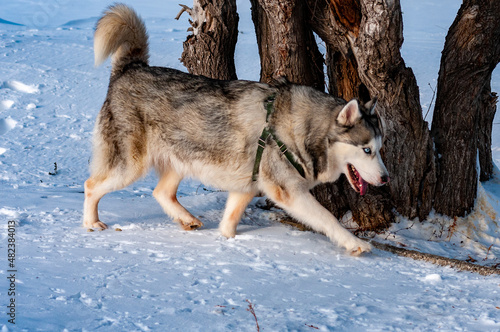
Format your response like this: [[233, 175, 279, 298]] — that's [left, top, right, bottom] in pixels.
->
[[84, 4, 389, 254]]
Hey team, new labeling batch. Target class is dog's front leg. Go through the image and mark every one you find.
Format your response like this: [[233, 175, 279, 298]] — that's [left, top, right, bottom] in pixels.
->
[[264, 184, 372, 255], [219, 192, 256, 238], [153, 169, 204, 230]]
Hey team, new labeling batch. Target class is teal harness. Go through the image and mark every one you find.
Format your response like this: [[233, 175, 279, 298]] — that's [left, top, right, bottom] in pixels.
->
[[251, 94, 306, 181]]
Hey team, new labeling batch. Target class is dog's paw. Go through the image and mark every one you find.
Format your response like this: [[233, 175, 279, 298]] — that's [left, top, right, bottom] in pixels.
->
[[219, 225, 237, 238], [83, 220, 108, 230], [345, 239, 372, 256], [177, 217, 204, 231]]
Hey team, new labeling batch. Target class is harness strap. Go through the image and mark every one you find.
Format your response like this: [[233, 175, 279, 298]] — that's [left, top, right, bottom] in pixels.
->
[[252, 95, 306, 181]]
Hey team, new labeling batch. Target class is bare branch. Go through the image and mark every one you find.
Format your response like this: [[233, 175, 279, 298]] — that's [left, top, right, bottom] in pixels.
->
[[175, 4, 192, 20]]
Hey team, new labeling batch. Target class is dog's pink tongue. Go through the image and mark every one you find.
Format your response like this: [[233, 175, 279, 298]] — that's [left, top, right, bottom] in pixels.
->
[[359, 177, 368, 196]]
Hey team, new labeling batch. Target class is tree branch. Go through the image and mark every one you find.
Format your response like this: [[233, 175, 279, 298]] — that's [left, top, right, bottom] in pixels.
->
[[368, 240, 500, 276]]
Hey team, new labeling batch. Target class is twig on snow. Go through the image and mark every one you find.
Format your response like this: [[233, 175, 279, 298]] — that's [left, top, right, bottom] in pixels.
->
[[48, 162, 58, 176], [305, 323, 320, 329], [246, 299, 260, 332]]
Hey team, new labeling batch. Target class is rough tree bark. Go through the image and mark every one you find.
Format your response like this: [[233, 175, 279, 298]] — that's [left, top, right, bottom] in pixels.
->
[[308, 0, 436, 229], [478, 83, 497, 182], [432, 0, 500, 216], [249, 0, 324, 90], [176, 0, 239, 80], [250, 0, 394, 230], [307, 0, 387, 230], [347, 0, 437, 222], [314, 0, 365, 101]]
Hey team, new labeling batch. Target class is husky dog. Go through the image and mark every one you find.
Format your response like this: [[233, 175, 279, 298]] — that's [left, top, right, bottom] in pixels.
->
[[84, 4, 389, 254]]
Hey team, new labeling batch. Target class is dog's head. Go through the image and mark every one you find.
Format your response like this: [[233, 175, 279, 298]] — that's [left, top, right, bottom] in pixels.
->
[[334, 98, 389, 195]]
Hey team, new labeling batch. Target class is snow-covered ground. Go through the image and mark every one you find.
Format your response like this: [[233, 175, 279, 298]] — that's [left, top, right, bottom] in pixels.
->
[[1, 0, 499, 330]]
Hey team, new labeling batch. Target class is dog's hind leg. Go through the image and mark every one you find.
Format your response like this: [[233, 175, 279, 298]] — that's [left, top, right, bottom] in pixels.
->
[[83, 170, 143, 230], [219, 192, 255, 238], [263, 184, 372, 255], [83, 177, 110, 229], [153, 169, 204, 231]]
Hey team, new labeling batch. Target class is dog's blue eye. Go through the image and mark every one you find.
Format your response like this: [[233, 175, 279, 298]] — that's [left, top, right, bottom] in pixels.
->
[[363, 148, 371, 154]]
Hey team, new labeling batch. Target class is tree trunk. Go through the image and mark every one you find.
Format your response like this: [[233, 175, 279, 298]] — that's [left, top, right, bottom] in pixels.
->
[[250, 0, 324, 89], [431, 0, 500, 216], [350, 0, 437, 221], [309, 0, 435, 229], [252, 0, 391, 230], [327, 49, 369, 102], [309, 0, 390, 231], [478, 84, 497, 182], [176, 0, 239, 80]]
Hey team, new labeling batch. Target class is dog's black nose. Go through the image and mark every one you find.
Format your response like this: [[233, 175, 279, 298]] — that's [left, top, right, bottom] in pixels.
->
[[381, 175, 390, 184]]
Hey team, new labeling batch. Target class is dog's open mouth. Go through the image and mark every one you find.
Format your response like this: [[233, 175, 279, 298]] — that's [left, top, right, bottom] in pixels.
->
[[347, 164, 368, 196]]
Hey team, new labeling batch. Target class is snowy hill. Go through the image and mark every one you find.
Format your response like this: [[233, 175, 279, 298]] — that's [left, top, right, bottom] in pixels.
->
[[1, 0, 499, 330]]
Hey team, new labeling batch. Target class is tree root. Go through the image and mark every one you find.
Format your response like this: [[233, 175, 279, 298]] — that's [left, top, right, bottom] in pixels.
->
[[278, 216, 499, 276], [368, 239, 500, 276]]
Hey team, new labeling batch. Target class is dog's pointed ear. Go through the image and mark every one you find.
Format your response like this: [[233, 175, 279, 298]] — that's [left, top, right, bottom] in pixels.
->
[[337, 99, 362, 126], [364, 97, 378, 115]]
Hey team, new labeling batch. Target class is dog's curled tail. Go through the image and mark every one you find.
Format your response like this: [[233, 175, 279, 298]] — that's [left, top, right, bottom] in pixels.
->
[[94, 3, 149, 73]]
